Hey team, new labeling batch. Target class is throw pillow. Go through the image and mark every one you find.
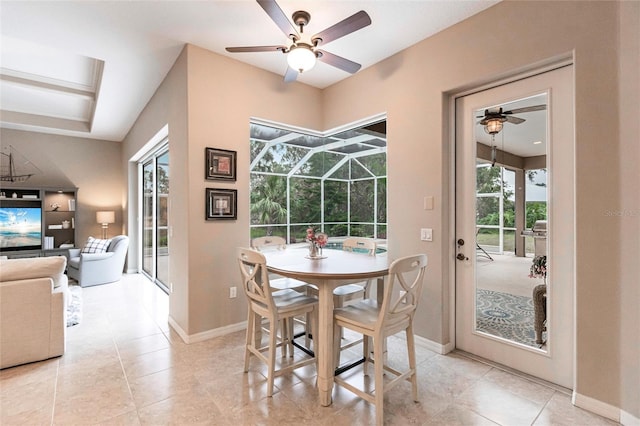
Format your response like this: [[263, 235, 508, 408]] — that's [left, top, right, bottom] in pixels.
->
[[81, 236, 112, 254]]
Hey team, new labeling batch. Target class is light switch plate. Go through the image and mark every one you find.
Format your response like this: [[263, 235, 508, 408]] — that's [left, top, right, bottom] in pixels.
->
[[423, 196, 434, 210], [421, 228, 433, 241]]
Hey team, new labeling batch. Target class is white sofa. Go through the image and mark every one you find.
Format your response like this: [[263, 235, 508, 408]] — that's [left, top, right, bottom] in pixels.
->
[[0, 256, 68, 369]]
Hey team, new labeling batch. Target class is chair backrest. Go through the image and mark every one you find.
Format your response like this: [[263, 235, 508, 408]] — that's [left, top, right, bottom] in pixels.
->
[[379, 254, 428, 328], [108, 235, 129, 254], [237, 247, 276, 310], [251, 236, 287, 251], [342, 237, 377, 255]]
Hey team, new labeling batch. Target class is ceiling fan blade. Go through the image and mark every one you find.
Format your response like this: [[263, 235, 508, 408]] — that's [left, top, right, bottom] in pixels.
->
[[257, 0, 299, 39], [317, 50, 361, 74], [284, 66, 298, 83], [312, 10, 371, 45], [504, 104, 547, 114], [505, 116, 526, 124], [226, 46, 287, 53]]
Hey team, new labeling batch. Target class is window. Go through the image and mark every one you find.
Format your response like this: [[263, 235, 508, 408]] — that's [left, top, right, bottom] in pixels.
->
[[250, 120, 387, 242]]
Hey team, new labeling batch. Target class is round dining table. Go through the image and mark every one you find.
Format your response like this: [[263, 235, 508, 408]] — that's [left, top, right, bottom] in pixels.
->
[[263, 246, 389, 406]]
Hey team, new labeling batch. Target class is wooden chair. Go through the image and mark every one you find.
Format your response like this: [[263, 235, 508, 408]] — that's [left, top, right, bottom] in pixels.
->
[[333, 253, 428, 426], [339, 237, 378, 300], [305, 237, 378, 364], [331, 237, 378, 366], [251, 236, 309, 293], [237, 247, 318, 397], [252, 236, 312, 351]]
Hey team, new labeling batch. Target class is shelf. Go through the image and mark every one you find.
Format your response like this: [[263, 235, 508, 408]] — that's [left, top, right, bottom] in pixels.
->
[[0, 187, 78, 255]]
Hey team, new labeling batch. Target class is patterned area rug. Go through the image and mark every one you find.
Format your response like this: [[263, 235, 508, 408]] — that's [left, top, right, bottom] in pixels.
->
[[476, 289, 543, 348], [67, 284, 82, 327]]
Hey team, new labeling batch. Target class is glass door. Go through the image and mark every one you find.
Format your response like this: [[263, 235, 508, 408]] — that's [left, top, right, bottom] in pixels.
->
[[455, 65, 574, 388], [141, 148, 169, 293]]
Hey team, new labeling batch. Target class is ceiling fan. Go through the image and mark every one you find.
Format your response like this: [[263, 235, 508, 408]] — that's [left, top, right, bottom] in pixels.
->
[[225, 0, 371, 83], [477, 104, 546, 166], [477, 104, 547, 131]]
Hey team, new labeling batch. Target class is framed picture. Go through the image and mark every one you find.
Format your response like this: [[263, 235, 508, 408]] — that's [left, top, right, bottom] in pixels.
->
[[205, 147, 236, 181], [206, 188, 237, 220]]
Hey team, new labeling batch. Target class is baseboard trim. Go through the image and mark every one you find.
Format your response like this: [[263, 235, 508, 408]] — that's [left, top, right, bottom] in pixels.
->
[[572, 391, 621, 423], [621, 409, 640, 426], [414, 335, 453, 354], [169, 320, 454, 355], [167, 316, 246, 344]]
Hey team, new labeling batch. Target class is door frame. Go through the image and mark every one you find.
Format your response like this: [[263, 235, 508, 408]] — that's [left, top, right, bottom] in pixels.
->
[[447, 57, 575, 377]]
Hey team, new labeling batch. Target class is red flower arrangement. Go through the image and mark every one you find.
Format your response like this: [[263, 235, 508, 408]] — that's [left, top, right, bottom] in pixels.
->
[[306, 225, 328, 247]]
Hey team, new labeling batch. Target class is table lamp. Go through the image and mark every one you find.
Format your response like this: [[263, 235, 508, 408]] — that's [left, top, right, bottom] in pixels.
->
[[96, 211, 115, 239]]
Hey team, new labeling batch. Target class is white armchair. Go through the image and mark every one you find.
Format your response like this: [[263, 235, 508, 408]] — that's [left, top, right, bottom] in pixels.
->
[[68, 235, 129, 287]]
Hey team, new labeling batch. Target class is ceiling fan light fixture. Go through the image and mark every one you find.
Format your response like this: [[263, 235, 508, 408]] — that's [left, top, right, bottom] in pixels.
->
[[287, 44, 316, 73], [484, 118, 504, 135]]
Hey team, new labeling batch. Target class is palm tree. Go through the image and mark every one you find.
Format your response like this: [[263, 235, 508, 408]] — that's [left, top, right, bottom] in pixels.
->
[[250, 175, 287, 236]]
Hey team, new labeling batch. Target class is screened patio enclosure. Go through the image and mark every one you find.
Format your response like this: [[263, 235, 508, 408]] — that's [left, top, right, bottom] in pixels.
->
[[250, 120, 387, 243]]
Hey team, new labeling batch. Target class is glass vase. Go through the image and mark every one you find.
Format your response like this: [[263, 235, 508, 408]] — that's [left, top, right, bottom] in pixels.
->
[[308, 241, 319, 258]]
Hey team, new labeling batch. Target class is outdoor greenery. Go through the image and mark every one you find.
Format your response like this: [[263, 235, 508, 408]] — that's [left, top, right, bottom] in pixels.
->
[[250, 122, 387, 241], [476, 165, 546, 253], [476, 165, 547, 229]]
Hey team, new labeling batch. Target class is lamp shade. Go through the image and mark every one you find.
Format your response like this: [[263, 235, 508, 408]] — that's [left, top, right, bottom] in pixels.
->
[[287, 44, 316, 73], [96, 211, 115, 225]]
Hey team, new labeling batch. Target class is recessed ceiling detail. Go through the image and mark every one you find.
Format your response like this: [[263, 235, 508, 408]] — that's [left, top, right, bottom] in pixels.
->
[[0, 36, 103, 134], [0, 1, 498, 141]]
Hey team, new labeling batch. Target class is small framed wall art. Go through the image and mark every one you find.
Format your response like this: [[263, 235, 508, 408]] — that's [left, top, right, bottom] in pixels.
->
[[206, 188, 237, 220], [205, 147, 236, 181]]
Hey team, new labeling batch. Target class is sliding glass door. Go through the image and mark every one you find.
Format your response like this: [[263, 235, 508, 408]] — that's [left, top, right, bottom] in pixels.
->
[[142, 148, 169, 293]]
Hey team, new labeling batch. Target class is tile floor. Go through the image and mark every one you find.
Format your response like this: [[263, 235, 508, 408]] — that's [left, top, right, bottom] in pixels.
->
[[1, 274, 619, 425]]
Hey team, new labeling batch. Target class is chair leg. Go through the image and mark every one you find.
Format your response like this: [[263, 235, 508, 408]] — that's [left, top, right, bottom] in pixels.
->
[[281, 318, 288, 358], [305, 312, 312, 348], [406, 326, 418, 401], [310, 308, 318, 369], [333, 322, 342, 370], [267, 317, 278, 397], [287, 317, 294, 357], [374, 334, 385, 426], [244, 310, 257, 372], [363, 332, 371, 376]]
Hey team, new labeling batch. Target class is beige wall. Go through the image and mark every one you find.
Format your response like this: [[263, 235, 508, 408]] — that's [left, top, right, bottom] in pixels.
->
[[119, 0, 638, 420], [122, 47, 189, 329], [322, 0, 638, 418], [618, 0, 640, 420], [122, 45, 323, 336], [0, 129, 123, 246]]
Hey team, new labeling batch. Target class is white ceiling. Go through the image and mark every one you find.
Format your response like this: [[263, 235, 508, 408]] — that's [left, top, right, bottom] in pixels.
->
[[0, 0, 499, 142]]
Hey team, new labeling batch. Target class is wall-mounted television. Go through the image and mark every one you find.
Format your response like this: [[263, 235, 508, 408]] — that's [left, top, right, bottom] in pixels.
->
[[0, 206, 42, 251]]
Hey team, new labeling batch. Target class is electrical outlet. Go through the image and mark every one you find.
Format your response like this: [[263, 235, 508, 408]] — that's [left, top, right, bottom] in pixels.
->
[[229, 286, 237, 298]]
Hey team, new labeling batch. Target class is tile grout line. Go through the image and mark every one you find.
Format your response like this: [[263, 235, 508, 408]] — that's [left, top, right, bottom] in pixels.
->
[[50, 360, 60, 426], [113, 324, 143, 424]]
